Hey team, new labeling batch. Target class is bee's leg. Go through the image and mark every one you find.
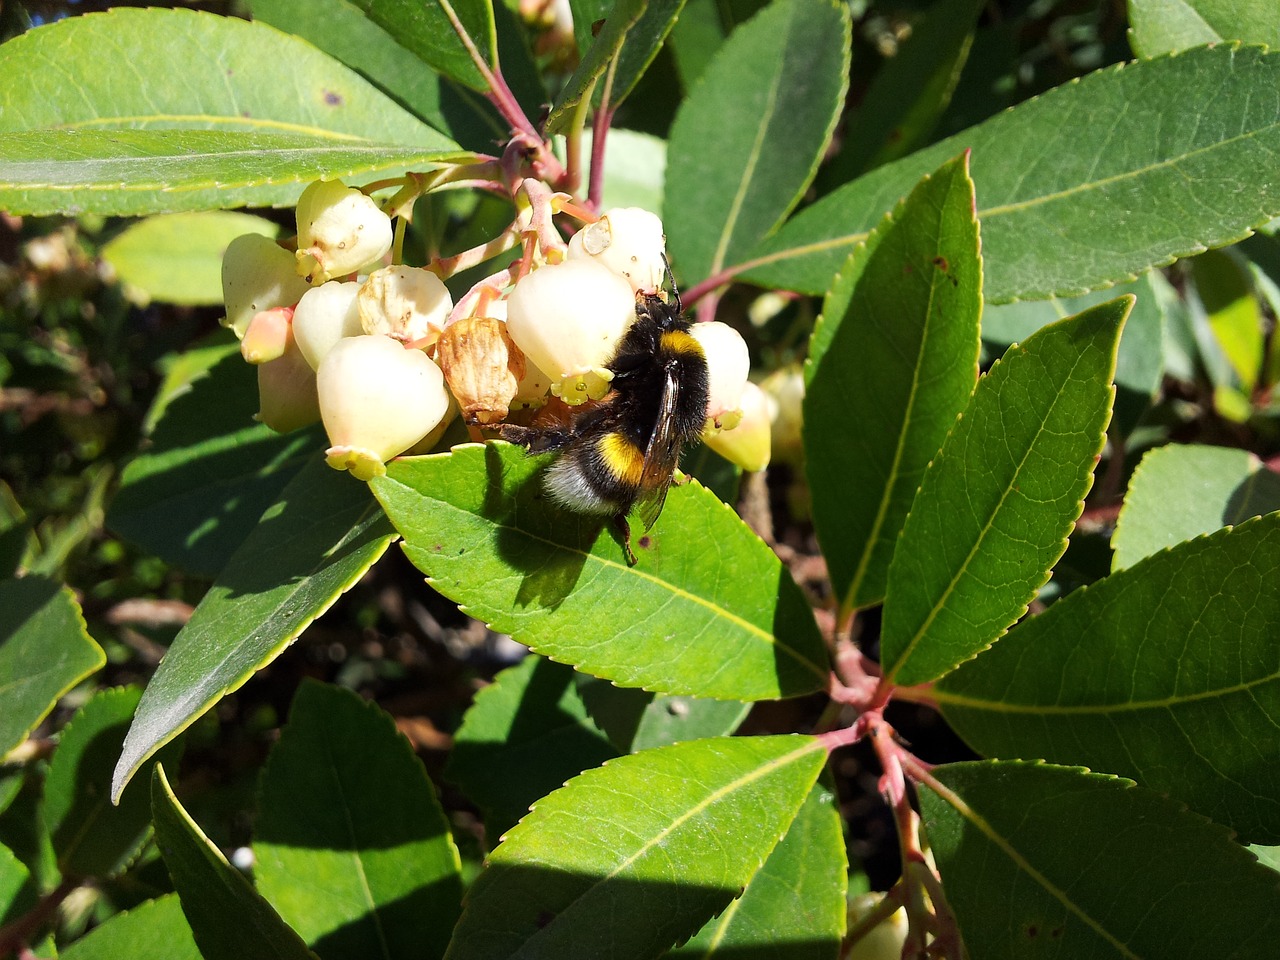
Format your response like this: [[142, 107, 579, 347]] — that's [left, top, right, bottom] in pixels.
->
[[614, 514, 638, 566], [496, 423, 574, 453]]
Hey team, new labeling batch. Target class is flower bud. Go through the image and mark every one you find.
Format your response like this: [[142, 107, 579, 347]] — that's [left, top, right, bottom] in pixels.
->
[[241, 307, 293, 364], [760, 364, 804, 464], [257, 335, 321, 434], [222, 233, 311, 339], [566, 207, 666, 293], [437, 316, 524, 424], [846, 894, 908, 960], [293, 281, 362, 370], [358, 266, 452, 343], [295, 179, 393, 284], [505, 260, 634, 404], [318, 335, 450, 481], [692, 321, 750, 431], [703, 381, 771, 472]]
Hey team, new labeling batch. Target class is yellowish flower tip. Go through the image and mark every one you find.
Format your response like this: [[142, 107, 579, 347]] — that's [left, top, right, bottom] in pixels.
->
[[324, 446, 387, 481], [704, 381, 771, 472], [550, 368, 614, 405]]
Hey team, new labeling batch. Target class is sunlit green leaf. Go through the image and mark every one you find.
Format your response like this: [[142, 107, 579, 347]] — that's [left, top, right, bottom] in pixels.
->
[[1127, 0, 1280, 56], [372, 444, 828, 701], [806, 153, 981, 613], [746, 46, 1280, 303], [0, 577, 103, 757], [444, 735, 827, 960], [60, 894, 200, 960], [255, 680, 462, 960], [937, 515, 1280, 843], [665, 0, 849, 285], [920, 761, 1280, 959], [882, 298, 1128, 685], [152, 765, 318, 960], [112, 461, 395, 802]]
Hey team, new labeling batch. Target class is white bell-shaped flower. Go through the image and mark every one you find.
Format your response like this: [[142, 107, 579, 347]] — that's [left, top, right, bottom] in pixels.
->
[[358, 266, 452, 343], [256, 334, 321, 434], [567, 207, 666, 294], [295, 179, 393, 285], [318, 335, 450, 481], [221, 234, 311, 339], [505, 259, 634, 404], [691, 320, 750, 431], [293, 281, 362, 370]]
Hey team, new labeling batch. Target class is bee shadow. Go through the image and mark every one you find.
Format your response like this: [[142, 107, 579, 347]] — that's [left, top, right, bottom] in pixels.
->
[[483, 444, 609, 610]]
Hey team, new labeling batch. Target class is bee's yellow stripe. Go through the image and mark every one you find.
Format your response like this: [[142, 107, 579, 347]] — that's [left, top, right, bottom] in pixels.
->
[[598, 432, 644, 487], [660, 330, 703, 357]]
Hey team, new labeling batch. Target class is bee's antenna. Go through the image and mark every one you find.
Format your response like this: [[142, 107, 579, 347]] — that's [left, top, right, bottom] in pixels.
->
[[661, 253, 682, 315]]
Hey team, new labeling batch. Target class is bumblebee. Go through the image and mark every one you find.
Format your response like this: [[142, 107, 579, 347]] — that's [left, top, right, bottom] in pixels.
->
[[501, 275, 710, 565]]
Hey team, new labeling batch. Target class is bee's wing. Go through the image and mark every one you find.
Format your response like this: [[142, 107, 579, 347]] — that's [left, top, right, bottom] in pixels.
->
[[635, 360, 684, 532]]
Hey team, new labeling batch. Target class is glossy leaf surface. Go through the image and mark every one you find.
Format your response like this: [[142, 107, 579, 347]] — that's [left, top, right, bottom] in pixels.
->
[[59, 894, 200, 960], [373, 444, 828, 701], [826, 0, 983, 179], [152, 765, 317, 960], [107, 352, 321, 578], [0, 577, 103, 756], [882, 298, 1127, 685], [938, 515, 1280, 843], [102, 213, 278, 307], [576, 677, 749, 754], [1127, 0, 1280, 56], [746, 46, 1280, 302], [443, 735, 827, 960], [806, 153, 981, 612], [671, 783, 846, 958], [255, 680, 462, 960], [244, 0, 505, 150], [446, 656, 619, 840], [0, 131, 469, 216], [1112, 443, 1280, 570], [920, 761, 1280, 959], [44, 687, 181, 879], [665, 0, 849, 285], [346, 0, 496, 92], [112, 461, 395, 801]]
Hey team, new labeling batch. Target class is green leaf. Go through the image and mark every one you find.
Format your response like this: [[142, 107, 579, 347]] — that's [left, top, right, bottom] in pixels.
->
[[580, 128, 667, 215], [980, 273, 1165, 437], [0, 130, 471, 217], [43, 687, 182, 880], [447, 656, 618, 839], [1192, 248, 1265, 390], [151, 765, 318, 960], [547, 0, 645, 135], [745, 45, 1280, 302], [806, 153, 982, 613], [443, 734, 827, 960], [0, 843, 35, 926], [243, 0, 505, 152], [102, 213, 278, 307], [881, 297, 1128, 685], [825, 0, 983, 180], [919, 761, 1280, 959], [670, 782, 846, 958], [936, 515, 1280, 843], [548, 0, 686, 135], [111, 461, 395, 802], [576, 677, 749, 754], [255, 680, 462, 960], [60, 894, 201, 960], [665, 0, 849, 286], [372, 443, 828, 701], [0, 8, 455, 146], [1112, 443, 1280, 570], [1128, 0, 1280, 57], [344, 0, 497, 94], [0, 577, 104, 757], [107, 352, 322, 578]]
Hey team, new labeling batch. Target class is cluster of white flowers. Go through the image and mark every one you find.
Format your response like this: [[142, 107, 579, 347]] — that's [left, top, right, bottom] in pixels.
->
[[220, 180, 771, 482]]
